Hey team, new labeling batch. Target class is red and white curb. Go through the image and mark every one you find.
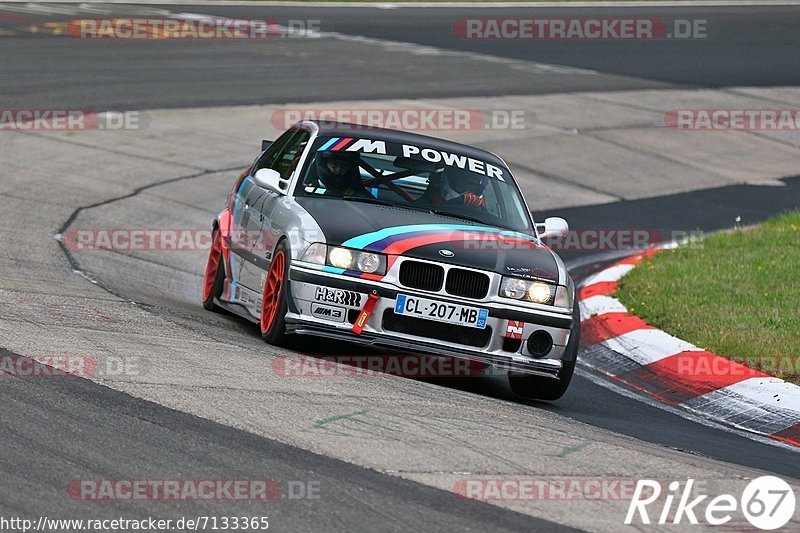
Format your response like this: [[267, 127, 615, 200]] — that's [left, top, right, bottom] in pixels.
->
[[577, 249, 800, 448]]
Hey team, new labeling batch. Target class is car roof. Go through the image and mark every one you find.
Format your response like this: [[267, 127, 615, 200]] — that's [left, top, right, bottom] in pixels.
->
[[305, 120, 508, 168]]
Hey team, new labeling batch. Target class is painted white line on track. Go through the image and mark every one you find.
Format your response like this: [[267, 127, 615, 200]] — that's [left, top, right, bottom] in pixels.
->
[[320, 31, 597, 75], [170, 11, 599, 76], [0, 3, 597, 78]]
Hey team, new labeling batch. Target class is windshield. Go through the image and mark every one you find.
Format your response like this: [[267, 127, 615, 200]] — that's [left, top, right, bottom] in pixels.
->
[[297, 135, 532, 232]]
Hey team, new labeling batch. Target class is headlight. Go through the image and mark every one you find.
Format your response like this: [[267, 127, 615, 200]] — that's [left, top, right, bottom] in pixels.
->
[[500, 277, 529, 299], [326, 246, 387, 275], [528, 282, 552, 304], [499, 276, 558, 306], [328, 247, 353, 269], [356, 252, 381, 273]]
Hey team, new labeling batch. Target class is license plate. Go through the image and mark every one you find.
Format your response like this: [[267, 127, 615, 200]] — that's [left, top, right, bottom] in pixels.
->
[[394, 294, 488, 329]]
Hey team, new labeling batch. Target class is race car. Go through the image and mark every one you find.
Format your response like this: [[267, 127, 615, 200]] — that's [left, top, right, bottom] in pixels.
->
[[202, 121, 580, 400]]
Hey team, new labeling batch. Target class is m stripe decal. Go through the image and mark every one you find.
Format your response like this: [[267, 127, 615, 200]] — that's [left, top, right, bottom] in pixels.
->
[[342, 224, 539, 251], [318, 138, 339, 151], [331, 137, 353, 151]]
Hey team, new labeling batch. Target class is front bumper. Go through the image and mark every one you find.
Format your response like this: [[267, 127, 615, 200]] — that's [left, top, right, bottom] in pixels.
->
[[286, 264, 574, 378]]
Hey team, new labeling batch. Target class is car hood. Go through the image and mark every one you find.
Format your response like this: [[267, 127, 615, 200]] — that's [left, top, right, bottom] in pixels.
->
[[296, 196, 560, 283]]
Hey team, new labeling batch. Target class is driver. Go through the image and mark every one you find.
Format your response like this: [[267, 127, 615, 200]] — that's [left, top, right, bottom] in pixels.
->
[[314, 151, 371, 198], [418, 171, 487, 208]]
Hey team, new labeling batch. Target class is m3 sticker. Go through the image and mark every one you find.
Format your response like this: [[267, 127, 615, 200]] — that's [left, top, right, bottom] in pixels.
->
[[311, 303, 345, 322]]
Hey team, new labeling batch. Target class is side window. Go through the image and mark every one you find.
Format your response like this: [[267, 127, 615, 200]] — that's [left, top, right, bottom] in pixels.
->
[[253, 129, 297, 174], [273, 131, 311, 179], [482, 180, 501, 218]]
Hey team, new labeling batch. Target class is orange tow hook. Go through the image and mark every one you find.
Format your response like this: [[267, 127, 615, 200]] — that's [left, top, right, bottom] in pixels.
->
[[352, 290, 379, 335]]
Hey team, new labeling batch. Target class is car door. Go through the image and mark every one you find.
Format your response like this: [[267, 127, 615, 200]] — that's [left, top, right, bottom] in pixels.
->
[[230, 129, 296, 293], [251, 129, 311, 292]]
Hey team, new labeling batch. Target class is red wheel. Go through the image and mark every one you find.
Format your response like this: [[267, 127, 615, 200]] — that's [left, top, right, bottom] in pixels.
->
[[260, 251, 285, 333], [202, 229, 225, 311], [260, 241, 289, 345]]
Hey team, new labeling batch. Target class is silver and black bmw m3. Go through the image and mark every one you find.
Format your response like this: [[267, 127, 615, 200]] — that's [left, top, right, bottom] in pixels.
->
[[203, 120, 580, 400]]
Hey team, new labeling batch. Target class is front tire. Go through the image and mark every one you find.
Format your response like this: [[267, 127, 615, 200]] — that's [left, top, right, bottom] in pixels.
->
[[202, 228, 226, 312], [260, 240, 289, 346], [508, 305, 581, 401]]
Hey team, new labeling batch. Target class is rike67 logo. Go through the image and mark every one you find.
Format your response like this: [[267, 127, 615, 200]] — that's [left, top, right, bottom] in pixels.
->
[[626, 477, 796, 530]]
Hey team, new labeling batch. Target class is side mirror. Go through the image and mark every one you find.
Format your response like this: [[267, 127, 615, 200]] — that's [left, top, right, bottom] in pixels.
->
[[253, 168, 288, 195], [537, 217, 569, 239], [261, 139, 273, 151]]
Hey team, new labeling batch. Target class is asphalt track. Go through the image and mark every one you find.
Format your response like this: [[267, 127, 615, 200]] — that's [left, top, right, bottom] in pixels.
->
[[1, 2, 800, 531], [0, 347, 567, 532], [1, 3, 800, 108]]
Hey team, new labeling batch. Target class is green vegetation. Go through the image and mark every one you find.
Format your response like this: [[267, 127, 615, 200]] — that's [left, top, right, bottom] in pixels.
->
[[617, 211, 800, 383]]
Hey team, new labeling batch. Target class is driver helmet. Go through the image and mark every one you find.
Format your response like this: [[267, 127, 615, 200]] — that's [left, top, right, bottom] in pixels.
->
[[315, 151, 362, 190], [438, 171, 488, 201]]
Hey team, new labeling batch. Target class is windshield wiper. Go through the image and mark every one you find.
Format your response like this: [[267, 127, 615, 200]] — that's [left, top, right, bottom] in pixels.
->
[[431, 209, 487, 226]]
